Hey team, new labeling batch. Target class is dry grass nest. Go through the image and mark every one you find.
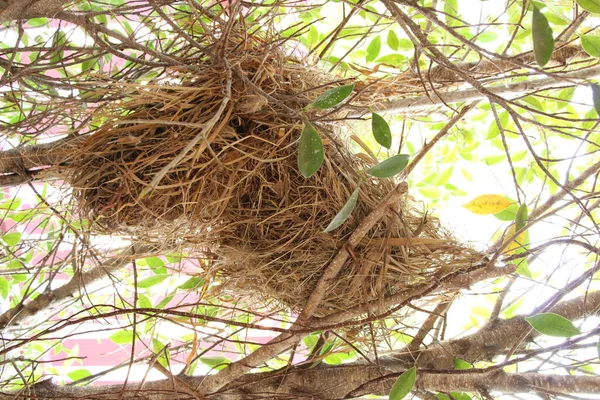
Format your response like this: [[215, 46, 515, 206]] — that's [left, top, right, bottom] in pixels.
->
[[68, 34, 483, 315]]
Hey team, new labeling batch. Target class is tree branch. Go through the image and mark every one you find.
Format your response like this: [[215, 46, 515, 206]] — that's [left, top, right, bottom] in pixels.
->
[[350, 63, 600, 115], [197, 182, 409, 394], [5, 364, 600, 400], [0, 0, 72, 22], [0, 136, 83, 175], [0, 243, 153, 329], [384, 290, 600, 369]]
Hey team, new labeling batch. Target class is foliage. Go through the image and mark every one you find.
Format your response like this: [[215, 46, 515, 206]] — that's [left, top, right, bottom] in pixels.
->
[[0, 0, 600, 399]]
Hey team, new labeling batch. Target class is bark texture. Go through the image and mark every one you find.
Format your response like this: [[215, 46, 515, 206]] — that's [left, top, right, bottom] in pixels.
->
[[0, 0, 72, 22]]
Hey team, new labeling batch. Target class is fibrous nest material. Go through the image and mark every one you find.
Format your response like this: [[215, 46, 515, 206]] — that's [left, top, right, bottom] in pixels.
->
[[68, 33, 482, 315]]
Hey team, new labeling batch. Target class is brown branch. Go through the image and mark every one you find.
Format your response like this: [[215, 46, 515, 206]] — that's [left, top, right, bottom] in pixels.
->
[[0, 243, 153, 329], [0, 0, 72, 22], [198, 182, 410, 394], [350, 63, 600, 116], [5, 364, 600, 400], [385, 290, 600, 370], [0, 136, 83, 175]]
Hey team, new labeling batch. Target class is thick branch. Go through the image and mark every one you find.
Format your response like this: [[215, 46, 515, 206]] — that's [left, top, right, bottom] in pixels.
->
[[352, 63, 600, 115], [0, 136, 83, 175], [0, 0, 72, 22], [385, 290, 600, 369], [5, 365, 600, 400]]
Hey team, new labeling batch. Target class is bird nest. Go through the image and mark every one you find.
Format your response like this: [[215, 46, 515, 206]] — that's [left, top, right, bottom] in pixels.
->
[[67, 34, 482, 315]]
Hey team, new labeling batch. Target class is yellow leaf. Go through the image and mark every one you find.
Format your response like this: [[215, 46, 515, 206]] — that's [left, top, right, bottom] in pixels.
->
[[503, 224, 527, 255], [463, 194, 512, 215]]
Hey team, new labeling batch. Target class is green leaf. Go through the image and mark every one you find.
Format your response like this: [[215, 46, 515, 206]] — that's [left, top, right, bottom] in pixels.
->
[[28, 18, 48, 27], [372, 112, 392, 149], [199, 356, 231, 371], [525, 313, 582, 337], [397, 38, 414, 51], [179, 276, 205, 290], [324, 188, 359, 232], [387, 30, 399, 51], [137, 274, 169, 289], [137, 294, 152, 309], [494, 202, 519, 221], [366, 36, 381, 63], [309, 84, 354, 109], [1, 232, 21, 246], [156, 293, 174, 309], [144, 256, 164, 269], [368, 154, 410, 178], [453, 357, 472, 370], [515, 203, 528, 231], [577, 0, 600, 13], [68, 369, 91, 381], [389, 367, 416, 400], [0, 277, 8, 299], [109, 330, 134, 344], [581, 35, 600, 57], [592, 84, 600, 116], [449, 393, 472, 400], [531, 5, 554, 67], [298, 123, 324, 178], [152, 339, 170, 367]]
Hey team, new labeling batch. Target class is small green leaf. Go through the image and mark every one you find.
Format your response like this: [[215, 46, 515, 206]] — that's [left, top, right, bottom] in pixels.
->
[[592, 84, 600, 116], [397, 38, 414, 51], [515, 203, 528, 232], [1, 232, 21, 246], [109, 330, 134, 344], [525, 313, 582, 337], [387, 30, 399, 51], [309, 84, 354, 109], [144, 256, 164, 269], [152, 339, 170, 367], [298, 123, 324, 178], [531, 5, 554, 67], [366, 36, 381, 63], [156, 293, 174, 309], [179, 276, 206, 290], [324, 188, 359, 232], [372, 112, 392, 149], [0, 277, 8, 299], [453, 357, 472, 370], [200, 356, 231, 371], [28, 18, 48, 27], [577, 0, 600, 13], [137, 274, 169, 288], [137, 294, 152, 309], [581, 35, 600, 57], [68, 369, 91, 381], [449, 393, 472, 400], [389, 366, 416, 400], [494, 202, 519, 221], [368, 154, 410, 178]]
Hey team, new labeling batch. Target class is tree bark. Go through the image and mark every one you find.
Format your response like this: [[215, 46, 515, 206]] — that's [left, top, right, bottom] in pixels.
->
[[6, 365, 600, 400], [0, 0, 72, 22]]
